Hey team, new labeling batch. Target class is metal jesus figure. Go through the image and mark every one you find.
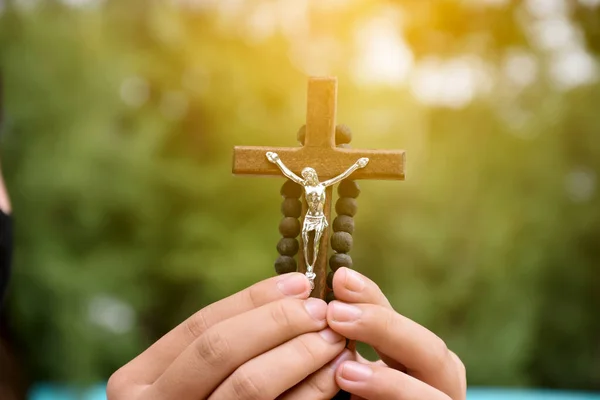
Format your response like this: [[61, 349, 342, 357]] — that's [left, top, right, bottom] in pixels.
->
[[266, 151, 369, 289]]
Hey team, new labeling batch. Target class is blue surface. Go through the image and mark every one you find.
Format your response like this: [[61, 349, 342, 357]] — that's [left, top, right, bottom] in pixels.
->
[[28, 386, 600, 400]]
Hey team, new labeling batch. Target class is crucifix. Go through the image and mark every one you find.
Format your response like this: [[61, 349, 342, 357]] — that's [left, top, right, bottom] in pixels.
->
[[232, 77, 405, 300]]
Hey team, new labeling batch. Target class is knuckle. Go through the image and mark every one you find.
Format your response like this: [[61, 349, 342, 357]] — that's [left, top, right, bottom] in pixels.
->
[[106, 369, 128, 399], [245, 284, 262, 309], [270, 299, 297, 329], [450, 351, 468, 396], [194, 329, 231, 368], [307, 373, 334, 396], [450, 350, 466, 376], [429, 336, 451, 370], [185, 309, 210, 339], [381, 307, 398, 333], [292, 335, 320, 368], [230, 367, 265, 400]]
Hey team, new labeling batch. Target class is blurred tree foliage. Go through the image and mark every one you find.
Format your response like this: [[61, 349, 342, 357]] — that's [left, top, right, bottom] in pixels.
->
[[1, 0, 599, 391]]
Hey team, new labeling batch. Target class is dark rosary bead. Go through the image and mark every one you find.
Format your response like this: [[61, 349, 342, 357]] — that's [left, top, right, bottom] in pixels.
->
[[338, 180, 361, 198], [331, 231, 353, 253], [275, 255, 297, 274], [280, 180, 303, 198], [297, 125, 306, 145], [277, 238, 299, 256], [281, 198, 302, 218], [333, 215, 355, 234], [335, 124, 352, 145], [329, 253, 353, 271], [279, 217, 301, 238], [326, 291, 336, 303], [335, 197, 358, 217], [327, 270, 335, 289]]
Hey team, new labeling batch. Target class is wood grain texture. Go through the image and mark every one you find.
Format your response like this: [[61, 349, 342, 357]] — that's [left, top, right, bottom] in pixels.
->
[[232, 77, 406, 301], [305, 78, 336, 148], [233, 146, 405, 180]]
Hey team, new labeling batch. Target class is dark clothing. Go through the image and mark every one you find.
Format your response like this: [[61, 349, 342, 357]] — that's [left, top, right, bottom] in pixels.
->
[[0, 211, 12, 306]]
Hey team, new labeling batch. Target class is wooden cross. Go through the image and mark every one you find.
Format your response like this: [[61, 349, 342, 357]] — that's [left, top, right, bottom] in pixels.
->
[[233, 77, 405, 300]]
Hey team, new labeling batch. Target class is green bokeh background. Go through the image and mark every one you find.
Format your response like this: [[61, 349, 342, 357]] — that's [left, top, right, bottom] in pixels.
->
[[1, 0, 600, 392]]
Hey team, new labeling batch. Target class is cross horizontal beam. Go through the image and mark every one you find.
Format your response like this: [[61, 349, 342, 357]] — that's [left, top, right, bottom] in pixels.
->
[[232, 146, 406, 180]]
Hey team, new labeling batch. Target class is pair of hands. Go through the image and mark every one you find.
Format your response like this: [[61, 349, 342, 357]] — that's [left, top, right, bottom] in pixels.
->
[[108, 268, 466, 399]]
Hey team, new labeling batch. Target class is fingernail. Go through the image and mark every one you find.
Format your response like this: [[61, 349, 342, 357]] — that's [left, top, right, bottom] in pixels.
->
[[319, 328, 344, 344], [343, 268, 365, 292], [331, 302, 362, 322], [277, 273, 309, 296], [330, 349, 353, 371], [304, 298, 327, 321], [340, 362, 373, 382]]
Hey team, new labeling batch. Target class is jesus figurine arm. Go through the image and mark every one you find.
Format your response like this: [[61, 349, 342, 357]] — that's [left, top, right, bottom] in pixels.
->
[[266, 152, 305, 185], [323, 157, 369, 187]]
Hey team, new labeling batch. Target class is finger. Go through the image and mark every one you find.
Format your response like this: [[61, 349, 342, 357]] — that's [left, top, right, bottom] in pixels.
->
[[332, 267, 390, 308], [280, 349, 354, 400], [336, 361, 452, 400], [122, 273, 311, 382], [331, 268, 404, 371], [355, 352, 387, 368], [210, 329, 346, 400], [327, 302, 463, 399], [145, 297, 328, 400]]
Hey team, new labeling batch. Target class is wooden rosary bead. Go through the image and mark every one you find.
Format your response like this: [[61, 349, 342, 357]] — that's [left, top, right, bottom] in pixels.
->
[[335, 124, 352, 145], [327, 270, 334, 289], [279, 217, 301, 238], [326, 291, 336, 303], [277, 238, 299, 256], [329, 253, 353, 271], [297, 125, 306, 145], [281, 198, 302, 218], [333, 215, 355, 234], [338, 180, 361, 198], [335, 197, 358, 217], [331, 231, 353, 253], [275, 255, 297, 274], [280, 180, 303, 198]]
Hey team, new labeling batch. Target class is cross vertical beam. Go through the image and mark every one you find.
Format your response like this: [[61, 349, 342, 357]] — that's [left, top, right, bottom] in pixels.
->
[[298, 78, 337, 298], [304, 78, 336, 148]]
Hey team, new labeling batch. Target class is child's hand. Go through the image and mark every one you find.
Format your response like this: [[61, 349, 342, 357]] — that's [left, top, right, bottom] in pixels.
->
[[108, 273, 347, 400], [328, 268, 466, 400]]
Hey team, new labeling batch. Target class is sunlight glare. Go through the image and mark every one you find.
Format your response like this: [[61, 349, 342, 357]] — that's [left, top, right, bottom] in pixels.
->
[[503, 49, 538, 88], [565, 167, 596, 203], [579, 0, 600, 7], [351, 11, 414, 87], [410, 56, 492, 109], [550, 47, 598, 90], [529, 17, 581, 51], [525, 0, 568, 19]]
